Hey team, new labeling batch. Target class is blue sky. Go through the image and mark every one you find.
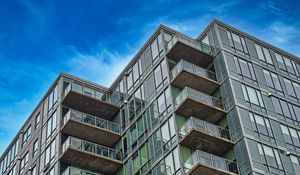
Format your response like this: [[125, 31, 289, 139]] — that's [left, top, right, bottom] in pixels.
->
[[0, 0, 299, 154]]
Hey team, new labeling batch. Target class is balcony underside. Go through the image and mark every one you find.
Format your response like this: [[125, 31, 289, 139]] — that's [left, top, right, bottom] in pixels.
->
[[167, 41, 213, 68], [61, 119, 121, 147], [187, 163, 235, 175], [62, 91, 119, 120], [60, 147, 122, 175], [179, 129, 234, 156], [171, 70, 219, 95], [175, 98, 226, 124]]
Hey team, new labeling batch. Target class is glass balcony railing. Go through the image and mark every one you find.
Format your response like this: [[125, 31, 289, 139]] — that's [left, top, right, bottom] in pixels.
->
[[175, 87, 225, 110], [62, 137, 122, 161], [61, 166, 103, 175], [63, 109, 121, 133], [184, 150, 238, 174], [166, 35, 213, 55], [63, 82, 120, 106], [178, 117, 231, 141], [171, 59, 217, 82]]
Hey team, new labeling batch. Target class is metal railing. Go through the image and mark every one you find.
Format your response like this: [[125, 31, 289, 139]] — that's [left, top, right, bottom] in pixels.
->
[[171, 59, 217, 82], [178, 117, 231, 141], [174, 87, 225, 110], [166, 35, 213, 55], [184, 150, 238, 174], [62, 137, 122, 161], [61, 166, 103, 175], [63, 109, 121, 133], [63, 83, 120, 106]]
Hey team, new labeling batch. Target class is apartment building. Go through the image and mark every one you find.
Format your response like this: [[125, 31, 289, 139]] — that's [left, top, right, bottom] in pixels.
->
[[1, 19, 300, 175]]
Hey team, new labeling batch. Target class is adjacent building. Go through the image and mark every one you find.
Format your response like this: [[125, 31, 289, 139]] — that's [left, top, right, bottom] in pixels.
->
[[1, 19, 300, 175]]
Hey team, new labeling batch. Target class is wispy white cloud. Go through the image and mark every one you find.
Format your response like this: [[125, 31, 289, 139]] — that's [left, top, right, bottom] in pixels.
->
[[260, 20, 300, 55], [65, 45, 135, 87], [207, 0, 241, 15], [267, 21, 298, 43], [261, 0, 284, 16]]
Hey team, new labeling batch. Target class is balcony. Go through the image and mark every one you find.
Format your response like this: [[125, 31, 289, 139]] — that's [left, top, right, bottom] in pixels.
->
[[174, 87, 226, 123], [166, 35, 213, 67], [179, 117, 234, 156], [61, 137, 122, 174], [61, 166, 102, 175], [184, 150, 238, 175], [61, 109, 121, 147], [62, 83, 119, 120], [171, 60, 219, 95]]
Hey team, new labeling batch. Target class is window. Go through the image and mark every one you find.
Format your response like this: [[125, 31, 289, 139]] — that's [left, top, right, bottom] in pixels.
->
[[23, 125, 31, 146], [290, 128, 300, 147], [280, 125, 293, 145], [161, 59, 168, 81], [137, 117, 145, 137], [157, 93, 166, 115], [46, 111, 57, 139], [151, 39, 159, 61], [134, 88, 143, 114], [8, 164, 16, 175], [130, 125, 137, 147], [275, 52, 300, 78], [31, 165, 37, 175], [140, 144, 148, 167], [144, 74, 155, 100], [232, 33, 243, 51], [33, 139, 38, 156], [48, 85, 58, 111], [164, 33, 172, 43], [251, 113, 273, 136], [234, 56, 257, 83], [255, 44, 273, 65], [291, 155, 300, 173], [284, 78, 297, 99], [161, 122, 170, 143], [133, 62, 140, 85], [262, 47, 273, 65], [255, 44, 264, 61], [263, 69, 283, 93], [44, 140, 55, 166], [280, 124, 300, 148], [154, 65, 163, 89], [293, 105, 300, 122], [157, 88, 172, 116], [226, 31, 248, 54], [271, 97, 297, 123], [133, 152, 140, 173], [275, 53, 286, 70], [47, 168, 54, 175], [35, 113, 40, 129], [143, 47, 152, 71], [242, 84, 265, 108], [20, 152, 29, 173], [263, 145, 279, 168], [292, 81, 300, 99], [126, 71, 133, 92]]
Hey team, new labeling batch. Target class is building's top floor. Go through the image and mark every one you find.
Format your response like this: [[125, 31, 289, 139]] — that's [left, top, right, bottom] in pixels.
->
[[107, 18, 299, 91], [197, 19, 299, 61]]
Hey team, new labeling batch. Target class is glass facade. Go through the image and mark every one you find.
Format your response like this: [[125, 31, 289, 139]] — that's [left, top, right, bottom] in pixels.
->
[[1, 19, 300, 175], [218, 22, 300, 175]]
